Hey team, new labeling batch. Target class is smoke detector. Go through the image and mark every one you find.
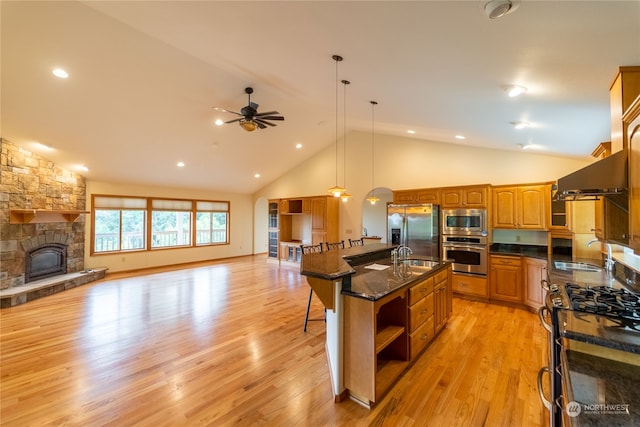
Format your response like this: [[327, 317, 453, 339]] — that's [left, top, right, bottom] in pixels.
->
[[484, 0, 518, 19]]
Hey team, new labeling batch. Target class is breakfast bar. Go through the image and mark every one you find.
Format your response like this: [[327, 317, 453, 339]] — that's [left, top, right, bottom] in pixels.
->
[[299, 243, 452, 407]]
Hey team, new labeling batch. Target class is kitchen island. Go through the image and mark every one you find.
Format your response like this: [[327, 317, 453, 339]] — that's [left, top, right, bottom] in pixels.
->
[[299, 243, 452, 407]]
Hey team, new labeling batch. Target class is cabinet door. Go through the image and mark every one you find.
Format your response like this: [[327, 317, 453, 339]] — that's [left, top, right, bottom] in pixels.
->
[[433, 284, 447, 332], [279, 199, 289, 214], [492, 187, 517, 228], [441, 189, 462, 208], [593, 197, 605, 240], [415, 189, 440, 204], [518, 186, 548, 229], [463, 187, 487, 207], [628, 111, 640, 253], [311, 197, 326, 231], [524, 258, 547, 309], [489, 256, 523, 303], [394, 190, 416, 204]]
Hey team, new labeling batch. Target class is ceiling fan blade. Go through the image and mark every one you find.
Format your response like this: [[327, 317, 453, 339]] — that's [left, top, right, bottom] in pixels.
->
[[213, 107, 242, 116], [224, 118, 243, 124], [255, 111, 279, 117], [255, 119, 277, 127], [256, 121, 267, 129], [258, 116, 284, 121]]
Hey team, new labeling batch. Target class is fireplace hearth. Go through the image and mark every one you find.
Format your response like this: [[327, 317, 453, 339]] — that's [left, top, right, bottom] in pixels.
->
[[25, 243, 68, 283]]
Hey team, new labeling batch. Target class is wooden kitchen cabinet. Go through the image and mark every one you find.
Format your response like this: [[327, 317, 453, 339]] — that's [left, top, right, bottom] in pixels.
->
[[623, 95, 640, 253], [451, 273, 488, 298], [610, 66, 640, 151], [393, 188, 440, 205], [344, 290, 409, 406], [441, 185, 490, 208], [524, 257, 547, 310], [489, 255, 523, 304], [408, 276, 435, 360], [311, 196, 339, 245], [433, 268, 452, 333], [492, 184, 549, 230]]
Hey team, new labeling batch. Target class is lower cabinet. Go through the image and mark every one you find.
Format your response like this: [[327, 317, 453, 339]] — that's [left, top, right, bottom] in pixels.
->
[[344, 265, 452, 407], [524, 257, 548, 309], [489, 255, 523, 303], [452, 273, 488, 298]]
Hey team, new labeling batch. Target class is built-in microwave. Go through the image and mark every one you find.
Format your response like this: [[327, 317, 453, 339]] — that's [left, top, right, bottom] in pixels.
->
[[442, 208, 488, 236]]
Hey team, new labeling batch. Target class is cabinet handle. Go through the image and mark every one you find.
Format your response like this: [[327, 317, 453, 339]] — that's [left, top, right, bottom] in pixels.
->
[[420, 309, 428, 314], [421, 334, 429, 340], [420, 288, 428, 293]]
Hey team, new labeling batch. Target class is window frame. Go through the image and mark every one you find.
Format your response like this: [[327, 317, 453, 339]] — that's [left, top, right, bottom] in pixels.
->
[[91, 195, 230, 255]]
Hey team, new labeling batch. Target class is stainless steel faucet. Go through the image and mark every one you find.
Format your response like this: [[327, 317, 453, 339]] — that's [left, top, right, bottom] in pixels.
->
[[395, 245, 413, 260], [586, 238, 615, 272]]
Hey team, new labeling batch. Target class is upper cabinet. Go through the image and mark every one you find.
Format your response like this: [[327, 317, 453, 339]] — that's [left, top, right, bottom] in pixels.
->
[[311, 196, 339, 245], [280, 198, 310, 215], [440, 185, 489, 208], [623, 95, 640, 253], [610, 66, 640, 152], [492, 184, 550, 230], [393, 188, 440, 205]]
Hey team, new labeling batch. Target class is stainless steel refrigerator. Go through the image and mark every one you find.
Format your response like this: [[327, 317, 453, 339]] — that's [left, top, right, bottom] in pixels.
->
[[387, 204, 440, 257]]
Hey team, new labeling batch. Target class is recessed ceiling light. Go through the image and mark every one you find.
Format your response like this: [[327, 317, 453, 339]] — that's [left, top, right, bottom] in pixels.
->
[[214, 119, 224, 126], [407, 130, 416, 134], [455, 135, 466, 140], [177, 162, 185, 167], [506, 84, 528, 97], [512, 121, 530, 130], [295, 143, 302, 149], [52, 68, 69, 79], [254, 173, 261, 178]]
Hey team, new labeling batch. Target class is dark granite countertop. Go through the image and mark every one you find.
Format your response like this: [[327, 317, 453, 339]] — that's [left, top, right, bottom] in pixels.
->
[[342, 259, 449, 301], [558, 309, 640, 355], [561, 349, 640, 427], [299, 243, 395, 281], [489, 242, 548, 259]]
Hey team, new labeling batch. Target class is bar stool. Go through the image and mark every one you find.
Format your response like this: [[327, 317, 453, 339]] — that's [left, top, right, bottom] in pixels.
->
[[349, 238, 364, 247], [301, 243, 324, 332], [325, 240, 345, 251]]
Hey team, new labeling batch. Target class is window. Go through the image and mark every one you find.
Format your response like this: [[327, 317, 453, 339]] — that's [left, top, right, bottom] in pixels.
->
[[93, 196, 147, 253], [91, 196, 230, 254], [196, 201, 229, 245]]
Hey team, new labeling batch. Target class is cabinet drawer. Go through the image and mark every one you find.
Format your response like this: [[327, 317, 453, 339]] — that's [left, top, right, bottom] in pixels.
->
[[452, 274, 488, 297], [408, 277, 434, 306], [410, 315, 435, 360], [434, 268, 448, 284], [490, 256, 521, 266], [409, 292, 434, 332]]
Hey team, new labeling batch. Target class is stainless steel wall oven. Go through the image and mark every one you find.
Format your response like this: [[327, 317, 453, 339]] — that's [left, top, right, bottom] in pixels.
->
[[442, 235, 488, 276]]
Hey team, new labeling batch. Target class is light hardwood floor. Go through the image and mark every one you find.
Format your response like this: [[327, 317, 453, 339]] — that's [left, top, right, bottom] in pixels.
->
[[0, 255, 549, 426]]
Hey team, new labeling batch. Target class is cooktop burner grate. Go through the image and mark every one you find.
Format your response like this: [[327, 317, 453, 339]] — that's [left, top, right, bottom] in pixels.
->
[[565, 283, 640, 321]]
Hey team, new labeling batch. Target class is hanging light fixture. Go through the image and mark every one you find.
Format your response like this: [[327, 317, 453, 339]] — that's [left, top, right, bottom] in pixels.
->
[[327, 55, 346, 198], [340, 79, 351, 202], [366, 100, 380, 205]]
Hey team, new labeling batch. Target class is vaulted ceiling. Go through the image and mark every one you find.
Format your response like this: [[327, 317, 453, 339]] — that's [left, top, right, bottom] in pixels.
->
[[2, 1, 639, 194]]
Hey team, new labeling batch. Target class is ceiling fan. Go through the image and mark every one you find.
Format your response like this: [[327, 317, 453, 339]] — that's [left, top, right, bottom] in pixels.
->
[[215, 87, 284, 132]]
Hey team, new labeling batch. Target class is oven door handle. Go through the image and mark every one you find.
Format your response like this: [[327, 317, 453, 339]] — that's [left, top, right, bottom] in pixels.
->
[[537, 366, 552, 410], [538, 306, 553, 333], [442, 244, 485, 250]]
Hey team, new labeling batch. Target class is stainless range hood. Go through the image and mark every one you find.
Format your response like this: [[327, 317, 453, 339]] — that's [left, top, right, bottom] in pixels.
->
[[553, 149, 628, 201]]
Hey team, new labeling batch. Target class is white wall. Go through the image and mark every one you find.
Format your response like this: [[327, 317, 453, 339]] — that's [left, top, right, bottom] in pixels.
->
[[85, 181, 254, 272], [254, 131, 591, 243]]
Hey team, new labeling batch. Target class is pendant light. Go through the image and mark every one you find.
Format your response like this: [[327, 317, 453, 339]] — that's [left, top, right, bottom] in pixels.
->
[[327, 55, 346, 198], [366, 100, 380, 205], [340, 79, 351, 203]]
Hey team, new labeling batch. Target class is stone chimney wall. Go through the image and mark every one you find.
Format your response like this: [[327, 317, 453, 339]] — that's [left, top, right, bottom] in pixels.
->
[[0, 139, 87, 290]]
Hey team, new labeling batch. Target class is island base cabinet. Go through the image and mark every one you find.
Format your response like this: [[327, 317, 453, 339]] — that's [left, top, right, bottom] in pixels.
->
[[344, 291, 408, 406]]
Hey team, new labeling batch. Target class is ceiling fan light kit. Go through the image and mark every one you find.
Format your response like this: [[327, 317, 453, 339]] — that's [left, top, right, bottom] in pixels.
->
[[217, 86, 284, 132]]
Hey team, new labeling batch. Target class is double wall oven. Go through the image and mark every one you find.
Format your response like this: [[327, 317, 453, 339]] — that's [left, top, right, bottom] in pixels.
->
[[441, 209, 488, 276]]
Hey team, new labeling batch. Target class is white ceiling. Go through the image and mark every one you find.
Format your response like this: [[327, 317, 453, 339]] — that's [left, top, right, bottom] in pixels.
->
[[2, 1, 639, 194]]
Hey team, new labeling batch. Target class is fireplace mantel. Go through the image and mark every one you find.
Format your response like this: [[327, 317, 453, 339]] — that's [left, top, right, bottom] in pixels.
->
[[9, 209, 89, 224]]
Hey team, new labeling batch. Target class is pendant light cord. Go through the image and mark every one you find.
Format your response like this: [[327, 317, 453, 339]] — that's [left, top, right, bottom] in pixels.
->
[[371, 101, 377, 198]]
